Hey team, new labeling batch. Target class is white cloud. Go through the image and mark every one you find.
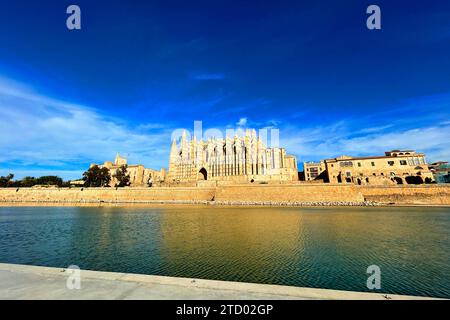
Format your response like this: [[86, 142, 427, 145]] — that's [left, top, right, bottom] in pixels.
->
[[357, 124, 393, 134], [1, 75, 449, 179], [280, 122, 450, 165], [236, 117, 248, 127], [0, 77, 171, 180]]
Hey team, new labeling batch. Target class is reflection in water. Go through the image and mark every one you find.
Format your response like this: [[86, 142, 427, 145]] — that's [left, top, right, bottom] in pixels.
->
[[0, 206, 449, 298], [159, 208, 306, 283]]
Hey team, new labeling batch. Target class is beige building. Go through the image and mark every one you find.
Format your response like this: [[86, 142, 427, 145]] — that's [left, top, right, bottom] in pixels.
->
[[92, 154, 166, 187], [168, 130, 298, 183], [323, 150, 434, 185], [303, 161, 326, 181]]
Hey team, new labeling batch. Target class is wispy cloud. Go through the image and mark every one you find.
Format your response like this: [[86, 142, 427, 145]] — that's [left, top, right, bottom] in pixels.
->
[[236, 117, 248, 127], [278, 92, 450, 166], [281, 121, 450, 166], [1, 74, 449, 179], [0, 76, 172, 180], [357, 124, 394, 134], [135, 123, 168, 131]]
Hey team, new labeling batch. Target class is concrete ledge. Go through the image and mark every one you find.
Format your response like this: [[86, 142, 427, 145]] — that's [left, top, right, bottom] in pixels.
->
[[0, 263, 439, 300]]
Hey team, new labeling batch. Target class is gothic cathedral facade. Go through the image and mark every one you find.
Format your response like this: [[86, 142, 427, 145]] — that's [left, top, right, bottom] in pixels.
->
[[168, 130, 298, 183]]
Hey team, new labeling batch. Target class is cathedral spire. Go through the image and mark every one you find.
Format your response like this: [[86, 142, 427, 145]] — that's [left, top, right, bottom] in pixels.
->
[[170, 139, 178, 158], [169, 138, 178, 174], [114, 152, 127, 166]]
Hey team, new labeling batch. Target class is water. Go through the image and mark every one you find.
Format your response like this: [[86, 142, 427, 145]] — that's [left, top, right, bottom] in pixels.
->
[[0, 206, 449, 298]]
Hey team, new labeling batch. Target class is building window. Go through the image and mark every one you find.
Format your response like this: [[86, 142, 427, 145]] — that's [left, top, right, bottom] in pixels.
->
[[357, 162, 361, 167], [340, 161, 353, 167], [371, 162, 375, 166], [309, 167, 319, 179], [388, 161, 395, 166], [346, 171, 351, 177], [400, 160, 407, 165]]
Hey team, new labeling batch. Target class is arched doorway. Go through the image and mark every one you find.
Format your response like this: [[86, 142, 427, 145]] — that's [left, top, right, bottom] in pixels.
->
[[393, 177, 403, 184], [199, 168, 207, 180], [405, 175, 423, 184]]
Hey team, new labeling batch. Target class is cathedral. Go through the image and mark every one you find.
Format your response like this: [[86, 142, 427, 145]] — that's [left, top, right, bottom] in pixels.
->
[[168, 130, 298, 183]]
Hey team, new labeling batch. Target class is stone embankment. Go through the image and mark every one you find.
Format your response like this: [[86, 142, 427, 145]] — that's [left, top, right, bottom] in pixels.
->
[[210, 200, 380, 207], [0, 199, 380, 207], [0, 184, 449, 206]]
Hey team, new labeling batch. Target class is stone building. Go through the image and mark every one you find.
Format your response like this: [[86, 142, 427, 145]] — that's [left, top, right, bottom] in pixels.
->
[[168, 130, 298, 183], [323, 150, 434, 185], [92, 154, 166, 187], [303, 161, 326, 181], [429, 161, 450, 183]]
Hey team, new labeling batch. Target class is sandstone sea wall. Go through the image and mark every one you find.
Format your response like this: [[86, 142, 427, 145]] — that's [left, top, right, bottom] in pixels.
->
[[359, 185, 450, 205], [0, 184, 449, 206], [0, 187, 216, 203]]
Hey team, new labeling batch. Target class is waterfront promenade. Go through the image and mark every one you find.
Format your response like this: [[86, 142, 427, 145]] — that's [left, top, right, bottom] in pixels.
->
[[0, 263, 436, 300]]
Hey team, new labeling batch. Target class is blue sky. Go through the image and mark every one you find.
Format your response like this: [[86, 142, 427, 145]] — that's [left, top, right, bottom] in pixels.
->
[[1, 0, 450, 179]]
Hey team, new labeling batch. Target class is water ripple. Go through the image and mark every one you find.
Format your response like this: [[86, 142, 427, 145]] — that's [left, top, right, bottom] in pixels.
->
[[0, 206, 449, 298]]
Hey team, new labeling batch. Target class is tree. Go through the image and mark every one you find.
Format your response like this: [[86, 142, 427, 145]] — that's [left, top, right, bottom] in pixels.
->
[[36, 176, 64, 186], [20, 176, 38, 188], [0, 174, 14, 187], [82, 165, 111, 187], [0, 174, 69, 188], [113, 165, 130, 187]]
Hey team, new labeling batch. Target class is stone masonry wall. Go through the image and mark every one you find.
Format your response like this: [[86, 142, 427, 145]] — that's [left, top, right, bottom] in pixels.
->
[[0, 184, 448, 205], [358, 185, 450, 205], [0, 187, 216, 203], [214, 185, 364, 202]]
